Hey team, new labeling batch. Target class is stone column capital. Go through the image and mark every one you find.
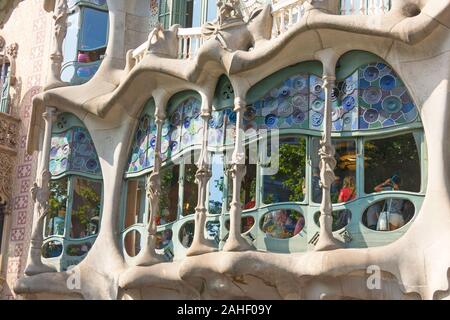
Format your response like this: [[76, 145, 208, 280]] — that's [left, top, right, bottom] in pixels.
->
[[233, 97, 246, 112], [42, 107, 57, 122]]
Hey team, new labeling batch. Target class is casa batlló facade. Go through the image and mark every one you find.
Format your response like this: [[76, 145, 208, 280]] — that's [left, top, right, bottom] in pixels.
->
[[0, 0, 449, 300]]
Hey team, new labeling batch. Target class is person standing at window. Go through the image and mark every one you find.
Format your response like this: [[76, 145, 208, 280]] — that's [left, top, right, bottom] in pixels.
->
[[374, 175, 406, 231], [338, 176, 356, 203]]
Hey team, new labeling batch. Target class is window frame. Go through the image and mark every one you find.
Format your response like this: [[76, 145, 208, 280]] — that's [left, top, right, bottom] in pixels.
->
[[44, 174, 104, 242], [0, 61, 11, 114], [61, 3, 109, 85]]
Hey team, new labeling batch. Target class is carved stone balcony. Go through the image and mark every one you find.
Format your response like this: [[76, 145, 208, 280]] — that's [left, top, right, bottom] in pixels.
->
[[132, 0, 392, 63], [0, 111, 19, 156]]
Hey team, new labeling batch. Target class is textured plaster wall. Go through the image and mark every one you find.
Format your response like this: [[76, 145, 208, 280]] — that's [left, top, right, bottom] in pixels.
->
[[0, 0, 53, 300]]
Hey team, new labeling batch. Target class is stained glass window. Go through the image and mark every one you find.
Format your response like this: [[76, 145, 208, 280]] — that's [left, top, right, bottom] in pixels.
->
[[126, 96, 202, 175], [358, 63, 418, 129], [50, 127, 101, 177], [127, 112, 156, 174]]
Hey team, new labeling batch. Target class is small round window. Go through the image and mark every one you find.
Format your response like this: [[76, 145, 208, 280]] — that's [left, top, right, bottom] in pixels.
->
[[66, 242, 92, 257], [42, 240, 63, 258], [124, 230, 141, 257], [179, 221, 195, 248], [225, 216, 255, 233], [260, 209, 305, 239], [314, 209, 352, 231], [156, 229, 173, 250], [363, 198, 415, 231]]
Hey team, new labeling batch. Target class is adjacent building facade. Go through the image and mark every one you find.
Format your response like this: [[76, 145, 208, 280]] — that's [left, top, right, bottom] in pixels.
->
[[1, 0, 450, 300]]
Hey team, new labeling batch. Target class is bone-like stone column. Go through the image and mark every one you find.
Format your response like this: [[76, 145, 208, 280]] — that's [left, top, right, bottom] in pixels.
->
[[314, 48, 342, 251], [223, 96, 253, 252], [24, 107, 57, 275], [45, 0, 68, 90], [186, 97, 217, 256], [134, 97, 167, 266]]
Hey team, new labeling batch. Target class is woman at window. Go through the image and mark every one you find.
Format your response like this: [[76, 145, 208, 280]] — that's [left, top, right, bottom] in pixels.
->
[[338, 176, 356, 203]]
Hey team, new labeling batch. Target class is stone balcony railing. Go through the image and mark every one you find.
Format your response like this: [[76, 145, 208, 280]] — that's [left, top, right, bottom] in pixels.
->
[[132, 0, 392, 63]]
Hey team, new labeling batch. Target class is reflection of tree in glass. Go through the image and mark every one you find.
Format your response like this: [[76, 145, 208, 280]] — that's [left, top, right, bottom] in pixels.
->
[[209, 176, 224, 215], [47, 179, 68, 236], [159, 166, 179, 222], [364, 134, 420, 193], [71, 179, 101, 238], [264, 137, 306, 203]]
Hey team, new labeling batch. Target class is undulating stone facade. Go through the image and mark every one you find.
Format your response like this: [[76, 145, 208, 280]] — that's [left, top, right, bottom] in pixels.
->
[[1, 0, 450, 300]]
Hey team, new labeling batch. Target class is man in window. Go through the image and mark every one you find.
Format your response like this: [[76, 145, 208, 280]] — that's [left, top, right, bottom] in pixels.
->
[[373, 175, 406, 231]]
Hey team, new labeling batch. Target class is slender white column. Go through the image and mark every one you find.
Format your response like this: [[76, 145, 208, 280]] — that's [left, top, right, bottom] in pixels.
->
[[223, 97, 253, 252], [45, 0, 68, 90], [135, 104, 166, 266], [315, 75, 342, 251], [186, 100, 217, 256], [24, 107, 57, 275]]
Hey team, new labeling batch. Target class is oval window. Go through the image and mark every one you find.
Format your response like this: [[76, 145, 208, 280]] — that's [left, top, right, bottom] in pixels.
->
[[260, 209, 305, 239], [314, 209, 352, 231], [225, 216, 255, 233], [156, 229, 173, 250], [66, 242, 92, 257], [363, 199, 415, 231], [42, 240, 63, 258], [124, 230, 141, 257], [179, 221, 195, 248]]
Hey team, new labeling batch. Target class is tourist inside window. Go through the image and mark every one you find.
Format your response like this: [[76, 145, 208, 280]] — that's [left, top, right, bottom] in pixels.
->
[[261, 209, 305, 239], [364, 132, 421, 193], [363, 199, 415, 231], [61, 3, 108, 84], [311, 138, 357, 204]]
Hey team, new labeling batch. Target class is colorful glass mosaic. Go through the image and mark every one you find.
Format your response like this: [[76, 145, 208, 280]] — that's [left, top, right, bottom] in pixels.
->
[[253, 63, 417, 132], [50, 127, 101, 177], [164, 96, 203, 160], [253, 74, 310, 131], [128, 63, 418, 173], [127, 113, 156, 173], [127, 96, 202, 174], [358, 63, 418, 129]]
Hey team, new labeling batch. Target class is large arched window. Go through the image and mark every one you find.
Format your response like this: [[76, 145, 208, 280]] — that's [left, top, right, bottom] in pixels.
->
[[122, 52, 425, 257], [122, 93, 207, 262], [43, 113, 103, 271]]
